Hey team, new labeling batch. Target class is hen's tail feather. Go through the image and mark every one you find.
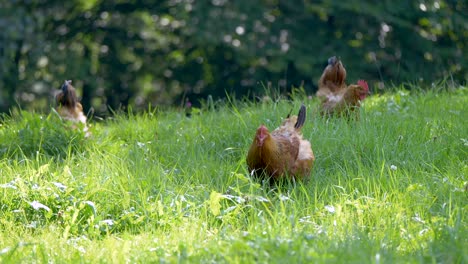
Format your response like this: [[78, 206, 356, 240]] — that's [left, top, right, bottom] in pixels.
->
[[294, 104, 306, 129]]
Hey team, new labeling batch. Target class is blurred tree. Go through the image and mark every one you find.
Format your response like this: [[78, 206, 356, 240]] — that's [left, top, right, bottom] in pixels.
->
[[0, 0, 466, 115]]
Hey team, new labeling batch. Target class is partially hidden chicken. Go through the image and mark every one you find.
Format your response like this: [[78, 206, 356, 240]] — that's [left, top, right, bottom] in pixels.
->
[[316, 56, 369, 116], [246, 104, 315, 181], [321, 80, 369, 116], [55, 80, 88, 131], [316, 56, 347, 100]]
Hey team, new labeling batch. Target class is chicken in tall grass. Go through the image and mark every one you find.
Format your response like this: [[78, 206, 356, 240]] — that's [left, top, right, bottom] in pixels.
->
[[55, 80, 88, 133], [316, 56, 369, 116], [317, 56, 347, 100], [321, 80, 369, 116], [246, 104, 315, 181]]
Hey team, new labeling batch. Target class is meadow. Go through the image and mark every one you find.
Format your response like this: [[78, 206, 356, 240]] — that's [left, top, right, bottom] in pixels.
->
[[0, 86, 466, 263]]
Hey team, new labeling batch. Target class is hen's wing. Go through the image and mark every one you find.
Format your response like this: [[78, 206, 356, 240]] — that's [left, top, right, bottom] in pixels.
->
[[292, 139, 314, 179], [321, 89, 345, 115], [321, 83, 366, 116], [290, 105, 314, 178], [270, 133, 301, 178], [271, 104, 311, 178]]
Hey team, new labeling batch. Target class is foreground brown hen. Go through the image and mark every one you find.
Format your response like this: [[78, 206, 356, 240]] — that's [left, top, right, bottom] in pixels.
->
[[55, 80, 88, 130], [316, 56, 369, 116], [246, 104, 315, 181]]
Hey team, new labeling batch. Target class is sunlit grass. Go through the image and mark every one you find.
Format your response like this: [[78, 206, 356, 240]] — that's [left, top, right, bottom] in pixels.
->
[[0, 86, 466, 263]]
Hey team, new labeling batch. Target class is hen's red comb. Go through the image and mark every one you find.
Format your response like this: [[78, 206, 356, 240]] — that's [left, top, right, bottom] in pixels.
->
[[357, 80, 368, 92]]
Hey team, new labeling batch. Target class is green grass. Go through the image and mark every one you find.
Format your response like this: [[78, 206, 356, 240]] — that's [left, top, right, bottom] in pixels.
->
[[0, 86, 466, 263]]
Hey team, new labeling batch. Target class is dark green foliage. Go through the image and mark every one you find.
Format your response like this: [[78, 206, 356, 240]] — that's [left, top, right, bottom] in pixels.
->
[[0, 1, 466, 115]]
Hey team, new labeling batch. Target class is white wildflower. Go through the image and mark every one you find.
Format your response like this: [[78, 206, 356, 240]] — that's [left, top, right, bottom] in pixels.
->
[[325, 205, 335, 213], [30, 201, 51, 212]]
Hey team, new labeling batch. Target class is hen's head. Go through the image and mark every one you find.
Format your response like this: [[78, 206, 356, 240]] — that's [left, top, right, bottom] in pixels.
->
[[56, 80, 77, 107], [61, 80, 72, 91], [327, 56, 339, 66], [323, 56, 346, 86], [356, 80, 369, 100], [255, 125, 270, 147]]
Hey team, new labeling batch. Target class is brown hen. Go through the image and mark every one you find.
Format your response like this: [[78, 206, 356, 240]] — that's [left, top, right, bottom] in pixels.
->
[[246, 104, 315, 181], [55, 80, 88, 131], [321, 80, 369, 116], [316, 56, 369, 116], [316, 56, 347, 100]]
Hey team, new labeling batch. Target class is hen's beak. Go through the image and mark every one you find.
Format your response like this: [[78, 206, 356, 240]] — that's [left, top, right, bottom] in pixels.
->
[[327, 56, 338, 66], [61, 80, 72, 92], [256, 125, 269, 146]]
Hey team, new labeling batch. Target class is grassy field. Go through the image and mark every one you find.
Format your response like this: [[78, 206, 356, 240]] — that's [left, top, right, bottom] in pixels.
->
[[0, 86, 466, 263]]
